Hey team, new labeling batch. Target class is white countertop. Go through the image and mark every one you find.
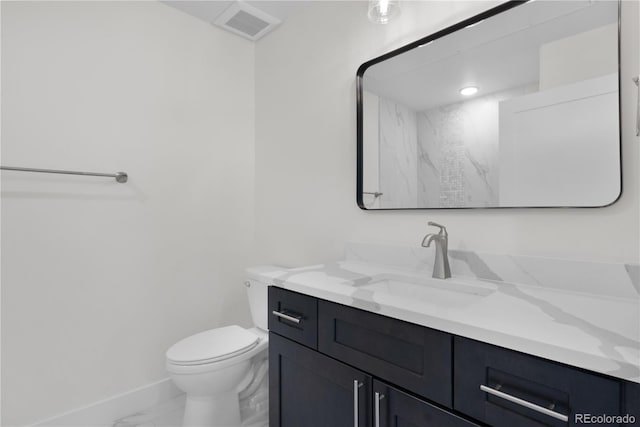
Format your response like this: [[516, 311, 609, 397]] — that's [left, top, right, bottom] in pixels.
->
[[251, 258, 640, 384]]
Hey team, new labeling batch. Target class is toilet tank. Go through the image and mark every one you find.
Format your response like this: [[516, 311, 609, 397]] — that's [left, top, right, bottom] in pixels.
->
[[245, 266, 282, 331]]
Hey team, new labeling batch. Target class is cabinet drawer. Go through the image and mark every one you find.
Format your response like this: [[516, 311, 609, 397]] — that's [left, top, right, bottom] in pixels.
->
[[319, 300, 452, 407], [454, 337, 622, 427], [268, 287, 318, 349], [374, 380, 479, 427]]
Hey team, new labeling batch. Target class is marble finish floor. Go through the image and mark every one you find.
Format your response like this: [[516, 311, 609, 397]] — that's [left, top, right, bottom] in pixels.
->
[[112, 390, 268, 427], [112, 395, 185, 427]]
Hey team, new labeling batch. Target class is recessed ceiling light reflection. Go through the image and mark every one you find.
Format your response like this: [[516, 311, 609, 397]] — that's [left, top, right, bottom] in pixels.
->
[[459, 86, 479, 96]]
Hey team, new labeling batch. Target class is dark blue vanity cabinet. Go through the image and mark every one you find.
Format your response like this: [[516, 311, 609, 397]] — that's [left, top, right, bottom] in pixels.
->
[[372, 381, 479, 427], [454, 337, 623, 427], [624, 382, 640, 422], [269, 332, 372, 427], [319, 300, 452, 408], [268, 287, 639, 426], [268, 286, 318, 349]]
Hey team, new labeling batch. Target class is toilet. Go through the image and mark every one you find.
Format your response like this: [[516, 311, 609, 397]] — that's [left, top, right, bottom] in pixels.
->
[[166, 271, 270, 427]]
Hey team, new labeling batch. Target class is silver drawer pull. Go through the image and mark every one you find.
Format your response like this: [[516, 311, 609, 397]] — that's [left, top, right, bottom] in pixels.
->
[[271, 310, 301, 324], [634, 76, 639, 137], [374, 392, 385, 427], [353, 380, 363, 427], [480, 385, 568, 422]]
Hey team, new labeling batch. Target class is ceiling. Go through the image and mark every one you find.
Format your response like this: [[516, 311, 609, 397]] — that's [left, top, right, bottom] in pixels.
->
[[363, 0, 618, 111], [162, 1, 310, 39]]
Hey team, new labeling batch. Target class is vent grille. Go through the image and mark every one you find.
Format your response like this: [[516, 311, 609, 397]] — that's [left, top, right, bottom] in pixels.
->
[[214, 2, 280, 41], [226, 10, 269, 37]]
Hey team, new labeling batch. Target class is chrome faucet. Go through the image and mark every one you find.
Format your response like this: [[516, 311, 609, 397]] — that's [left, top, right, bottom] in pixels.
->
[[421, 222, 451, 279]]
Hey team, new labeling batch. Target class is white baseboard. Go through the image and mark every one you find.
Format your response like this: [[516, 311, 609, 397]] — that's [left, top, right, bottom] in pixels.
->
[[30, 378, 183, 427]]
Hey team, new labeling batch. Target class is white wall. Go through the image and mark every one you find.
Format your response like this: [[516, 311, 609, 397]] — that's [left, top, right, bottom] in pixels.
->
[[540, 23, 618, 90], [255, 0, 639, 267], [499, 74, 620, 207], [1, 2, 254, 425]]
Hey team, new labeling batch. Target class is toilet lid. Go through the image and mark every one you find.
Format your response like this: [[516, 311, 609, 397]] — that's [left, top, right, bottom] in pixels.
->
[[166, 325, 259, 366]]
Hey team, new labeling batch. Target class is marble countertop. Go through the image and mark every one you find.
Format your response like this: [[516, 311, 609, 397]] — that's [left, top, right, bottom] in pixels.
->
[[249, 255, 640, 384]]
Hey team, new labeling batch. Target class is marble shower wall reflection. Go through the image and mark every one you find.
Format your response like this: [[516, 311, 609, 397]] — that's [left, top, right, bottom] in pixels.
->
[[378, 97, 418, 208], [375, 85, 536, 208], [416, 84, 537, 207]]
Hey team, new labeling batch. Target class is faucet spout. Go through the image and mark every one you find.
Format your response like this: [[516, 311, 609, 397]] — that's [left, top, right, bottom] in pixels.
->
[[421, 233, 438, 247], [421, 223, 451, 279]]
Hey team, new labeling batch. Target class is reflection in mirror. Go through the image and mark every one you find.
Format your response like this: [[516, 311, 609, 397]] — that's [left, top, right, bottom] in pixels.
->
[[358, 0, 620, 209]]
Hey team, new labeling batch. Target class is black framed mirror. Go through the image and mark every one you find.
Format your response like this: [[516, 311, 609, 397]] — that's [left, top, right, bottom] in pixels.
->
[[357, 0, 621, 210]]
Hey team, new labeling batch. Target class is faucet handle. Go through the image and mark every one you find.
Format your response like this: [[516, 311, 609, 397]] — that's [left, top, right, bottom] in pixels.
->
[[428, 221, 447, 236]]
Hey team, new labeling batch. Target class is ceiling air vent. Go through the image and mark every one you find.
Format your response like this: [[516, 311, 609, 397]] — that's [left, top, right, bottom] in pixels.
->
[[214, 1, 281, 41]]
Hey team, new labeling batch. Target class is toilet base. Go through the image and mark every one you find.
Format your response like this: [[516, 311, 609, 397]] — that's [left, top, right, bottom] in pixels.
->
[[183, 392, 241, 427]]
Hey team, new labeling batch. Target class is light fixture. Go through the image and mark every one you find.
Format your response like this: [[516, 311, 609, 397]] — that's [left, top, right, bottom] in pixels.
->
[[368, 0, 401, 24], [459, 86, 479, 96]]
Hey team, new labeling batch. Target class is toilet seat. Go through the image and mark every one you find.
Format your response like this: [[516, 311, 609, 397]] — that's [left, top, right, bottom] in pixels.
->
[[167, 325, 259, 366]]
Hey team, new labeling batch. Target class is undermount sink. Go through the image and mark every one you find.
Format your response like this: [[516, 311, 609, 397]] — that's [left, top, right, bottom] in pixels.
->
[[360, 275, 495, 307]]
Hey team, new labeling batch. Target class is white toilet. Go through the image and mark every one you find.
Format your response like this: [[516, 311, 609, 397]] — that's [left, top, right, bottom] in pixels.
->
[[166, 273, 270, 427]]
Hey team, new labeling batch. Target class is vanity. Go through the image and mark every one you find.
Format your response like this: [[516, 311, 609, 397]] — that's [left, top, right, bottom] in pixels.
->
[[260, 244, 640, 427], [265, 0, 639, 424]]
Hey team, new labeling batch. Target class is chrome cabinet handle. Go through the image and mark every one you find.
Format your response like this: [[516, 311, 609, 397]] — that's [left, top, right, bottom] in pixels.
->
[[353, 380, 363, 427], [271, 310, 301, 324], [633, 76, 639, 137], [480, 385, 568, 422], [374, 391, 385, 427]]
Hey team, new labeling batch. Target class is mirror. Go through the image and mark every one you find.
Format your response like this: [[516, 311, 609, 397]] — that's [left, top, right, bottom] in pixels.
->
[[357, 0, 621, 209]]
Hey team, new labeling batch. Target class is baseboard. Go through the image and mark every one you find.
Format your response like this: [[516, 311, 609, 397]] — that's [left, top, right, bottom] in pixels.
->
[[30, 378, 183, 427]]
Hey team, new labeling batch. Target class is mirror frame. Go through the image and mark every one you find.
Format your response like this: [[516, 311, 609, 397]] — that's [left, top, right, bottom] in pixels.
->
[[356, 0, 622, 210]]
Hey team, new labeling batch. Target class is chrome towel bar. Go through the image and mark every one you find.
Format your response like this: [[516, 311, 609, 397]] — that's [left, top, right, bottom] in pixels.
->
[[0, 166, 128, 183]]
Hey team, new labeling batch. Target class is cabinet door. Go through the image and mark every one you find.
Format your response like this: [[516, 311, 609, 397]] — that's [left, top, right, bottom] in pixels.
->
[[372, 380, 480, 427], [623, 381, 640, 424], [269, 332, 371, 427]]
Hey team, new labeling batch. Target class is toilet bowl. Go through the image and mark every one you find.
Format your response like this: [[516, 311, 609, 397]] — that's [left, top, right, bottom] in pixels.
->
[[166, 270, 272, 427], [166, 326, 268, 426]]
